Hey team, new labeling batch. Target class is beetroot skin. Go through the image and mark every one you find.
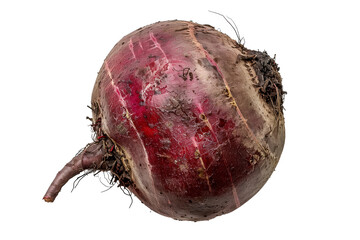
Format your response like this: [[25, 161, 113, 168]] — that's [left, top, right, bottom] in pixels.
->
[[43, 20, 285, 221]]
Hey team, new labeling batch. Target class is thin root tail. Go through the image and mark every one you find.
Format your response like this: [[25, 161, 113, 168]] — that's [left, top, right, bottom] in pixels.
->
[[43, 142, 106, 202]]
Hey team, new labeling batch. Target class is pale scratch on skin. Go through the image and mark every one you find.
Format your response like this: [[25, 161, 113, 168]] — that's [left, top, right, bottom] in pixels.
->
[[140, 59, 169, 102], [195, 103, 223, 169], [232, 185, 241, 208], [188, 24, 246, 206], [141, 82, 153, 100], [104, 60, 146, 160], [191, 137, 212, 192], [129, 38, 137, 60], [104, 61, 126, 105], [140, 60, 160, 100], [195, 105, 240, 206], [139, 41, 144, 50], [149, 32, 169, 63], [196, 103, 218, 142], [188, 23, 264, 152], [104, 60, 160, 206]]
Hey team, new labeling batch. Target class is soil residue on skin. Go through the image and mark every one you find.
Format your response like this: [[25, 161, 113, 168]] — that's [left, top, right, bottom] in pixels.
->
[[241, 50, 286, 116], [89, 116, 133, 188]]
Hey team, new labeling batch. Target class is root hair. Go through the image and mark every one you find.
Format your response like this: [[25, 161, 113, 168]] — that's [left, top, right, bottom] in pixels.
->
[[209, 10, 245, 46]]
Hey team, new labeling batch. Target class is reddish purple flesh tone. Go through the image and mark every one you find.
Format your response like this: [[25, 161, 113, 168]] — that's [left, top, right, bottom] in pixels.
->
[[44, 20, 285, 221]]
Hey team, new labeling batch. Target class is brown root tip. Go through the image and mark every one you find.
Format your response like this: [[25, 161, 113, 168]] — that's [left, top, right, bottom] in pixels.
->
[[43, 196, 54, 203]]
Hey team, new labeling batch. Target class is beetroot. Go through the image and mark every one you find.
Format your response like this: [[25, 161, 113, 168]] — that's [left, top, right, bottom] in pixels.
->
[[43, 20, 285, 221]]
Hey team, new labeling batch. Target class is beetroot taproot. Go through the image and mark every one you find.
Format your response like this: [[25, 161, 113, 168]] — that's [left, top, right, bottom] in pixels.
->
[[43, 20, 285, 221]]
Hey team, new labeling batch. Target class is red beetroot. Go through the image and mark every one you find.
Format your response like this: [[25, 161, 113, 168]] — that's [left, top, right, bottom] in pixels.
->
[[43, 20, 285, 221]]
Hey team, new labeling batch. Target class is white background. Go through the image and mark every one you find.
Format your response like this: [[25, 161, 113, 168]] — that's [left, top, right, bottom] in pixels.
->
[[1, 0, 359, 239]]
